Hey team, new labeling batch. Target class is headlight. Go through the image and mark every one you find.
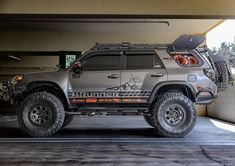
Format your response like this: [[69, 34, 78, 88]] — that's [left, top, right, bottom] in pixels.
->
[[11, 75, 24, 84], [14, 75, 24, 81]]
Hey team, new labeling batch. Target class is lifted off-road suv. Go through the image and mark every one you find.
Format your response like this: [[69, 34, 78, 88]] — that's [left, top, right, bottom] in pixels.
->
[[0, 35, 230, 137]]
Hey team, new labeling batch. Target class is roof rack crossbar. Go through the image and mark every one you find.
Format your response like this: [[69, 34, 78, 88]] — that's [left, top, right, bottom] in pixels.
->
[[91, 42, 169, 50]]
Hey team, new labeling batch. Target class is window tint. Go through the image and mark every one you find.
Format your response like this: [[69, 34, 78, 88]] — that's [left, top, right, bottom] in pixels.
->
[[82, 54, 120, 71], [126, 54, 161, 69]]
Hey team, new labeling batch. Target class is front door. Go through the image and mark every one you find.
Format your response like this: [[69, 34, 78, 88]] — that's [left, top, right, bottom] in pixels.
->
[[120, 50, 167, 104], [68, 51, 121, 106]]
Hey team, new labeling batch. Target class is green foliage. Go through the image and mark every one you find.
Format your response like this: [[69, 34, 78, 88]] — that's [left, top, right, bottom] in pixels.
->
[[209, 42, 235, 67], [210, 42, 235, 57]]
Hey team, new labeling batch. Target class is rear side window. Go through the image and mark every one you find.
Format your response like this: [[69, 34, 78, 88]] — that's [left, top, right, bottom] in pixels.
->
[[125, 53, 162, 70], [171, 53, 203, 67]]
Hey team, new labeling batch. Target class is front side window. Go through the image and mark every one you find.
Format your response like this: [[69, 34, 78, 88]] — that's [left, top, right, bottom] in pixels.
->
[[125, 53, 162, 70], [82, 54, 120, 71]]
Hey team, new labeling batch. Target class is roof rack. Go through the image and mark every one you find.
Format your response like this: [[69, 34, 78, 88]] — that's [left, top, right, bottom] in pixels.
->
[[91, 42, 169, 50]]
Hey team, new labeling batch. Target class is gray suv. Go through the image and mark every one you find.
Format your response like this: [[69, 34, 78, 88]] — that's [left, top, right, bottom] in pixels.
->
[[1, 35, 227, 138]]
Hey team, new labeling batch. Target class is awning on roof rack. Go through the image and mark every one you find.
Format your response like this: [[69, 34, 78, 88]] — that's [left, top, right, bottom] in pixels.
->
[[170, 35, 205, 51]]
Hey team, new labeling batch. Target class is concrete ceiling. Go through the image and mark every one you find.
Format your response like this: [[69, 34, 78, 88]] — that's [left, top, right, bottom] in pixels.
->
[[0, 0, 235, 18], [0, 19, 222, 34]]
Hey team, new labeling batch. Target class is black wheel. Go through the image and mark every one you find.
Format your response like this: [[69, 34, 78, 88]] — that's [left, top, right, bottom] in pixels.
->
[[18, 92, 65, 137], [143, 114, 154, 127], [150, 93, 196, 138], [211, 55, 229, 92], [61, 115, 74, 128]]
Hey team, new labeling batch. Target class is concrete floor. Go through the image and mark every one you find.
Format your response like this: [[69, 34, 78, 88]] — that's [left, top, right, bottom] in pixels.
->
[[1, 115, 235, 165], [0, 115, 235, 143]]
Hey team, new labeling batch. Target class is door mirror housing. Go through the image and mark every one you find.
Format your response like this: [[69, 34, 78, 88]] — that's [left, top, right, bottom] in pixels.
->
[[73, 62, 82, 73]]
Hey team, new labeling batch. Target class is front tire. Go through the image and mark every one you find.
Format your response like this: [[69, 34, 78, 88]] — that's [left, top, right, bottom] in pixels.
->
[[18, 92, 65, 137], [150, 93, 196, 138]]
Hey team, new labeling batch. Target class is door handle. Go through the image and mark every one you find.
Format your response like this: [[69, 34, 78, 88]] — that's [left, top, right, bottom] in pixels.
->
[[107, 74, 120, 79], [151, 73, 164, 77]]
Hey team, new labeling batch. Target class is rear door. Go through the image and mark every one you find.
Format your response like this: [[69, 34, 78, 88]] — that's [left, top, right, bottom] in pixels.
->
[[120, 50, 167, 104]]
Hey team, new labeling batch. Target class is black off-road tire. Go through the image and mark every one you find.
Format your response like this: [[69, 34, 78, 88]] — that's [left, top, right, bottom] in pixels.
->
[[143, 114, 154, 127], [150, 93, 196, 138], [211, 55, 229, 92], [18, 92, 65, 137], [61, 115, 74, 128]]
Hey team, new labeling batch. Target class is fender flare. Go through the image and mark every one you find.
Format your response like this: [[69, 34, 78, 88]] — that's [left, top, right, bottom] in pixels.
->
[[147, 81, 197, 104], [22, 81, 69, 109]]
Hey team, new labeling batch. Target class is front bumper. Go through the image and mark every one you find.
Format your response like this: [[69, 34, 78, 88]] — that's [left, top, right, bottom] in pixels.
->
[[0, 81, 24, 102], [0, 82, 9, 101]]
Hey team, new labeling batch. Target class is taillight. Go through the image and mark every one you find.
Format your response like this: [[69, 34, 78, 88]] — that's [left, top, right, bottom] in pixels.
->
[[172, 53, 199, 66], [204, 68, 216, 82]]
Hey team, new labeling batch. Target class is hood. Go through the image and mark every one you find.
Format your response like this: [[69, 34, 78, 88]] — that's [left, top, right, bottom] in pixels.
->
[[14, 69, 69, 89], [23, 69, 59, 76], [170, 35, 205, 51]]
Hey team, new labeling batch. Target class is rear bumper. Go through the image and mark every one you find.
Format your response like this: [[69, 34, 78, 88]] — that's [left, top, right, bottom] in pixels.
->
[[195, 91, 216, 105]]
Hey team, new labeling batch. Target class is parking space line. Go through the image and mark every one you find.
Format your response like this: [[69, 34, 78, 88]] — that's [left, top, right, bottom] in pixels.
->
[[0, 115, 17, 122]]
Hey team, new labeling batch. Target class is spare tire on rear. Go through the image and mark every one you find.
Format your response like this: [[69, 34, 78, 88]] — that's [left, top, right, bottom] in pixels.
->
[[210, 55, 229, 92]]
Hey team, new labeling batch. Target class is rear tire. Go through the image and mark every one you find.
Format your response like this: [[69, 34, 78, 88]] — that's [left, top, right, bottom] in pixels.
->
[[150, 92, 196, 138], [18, 92, 65, 137]]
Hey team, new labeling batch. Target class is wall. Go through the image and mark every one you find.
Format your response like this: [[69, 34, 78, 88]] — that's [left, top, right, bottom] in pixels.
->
[[0, 55, 59, 81], [0, 31, 184, 52], [0, 19, 221, 52], [0, 56, 59, 68], [207, 86, 235, 122], [0, 56, 59, 75]]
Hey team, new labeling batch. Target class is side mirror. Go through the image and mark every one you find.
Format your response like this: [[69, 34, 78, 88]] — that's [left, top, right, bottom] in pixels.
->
[[73, 62, 82, 74]]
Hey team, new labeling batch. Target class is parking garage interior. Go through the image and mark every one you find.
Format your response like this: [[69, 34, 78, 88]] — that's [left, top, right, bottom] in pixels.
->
[[1, 0, 235, 165]]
